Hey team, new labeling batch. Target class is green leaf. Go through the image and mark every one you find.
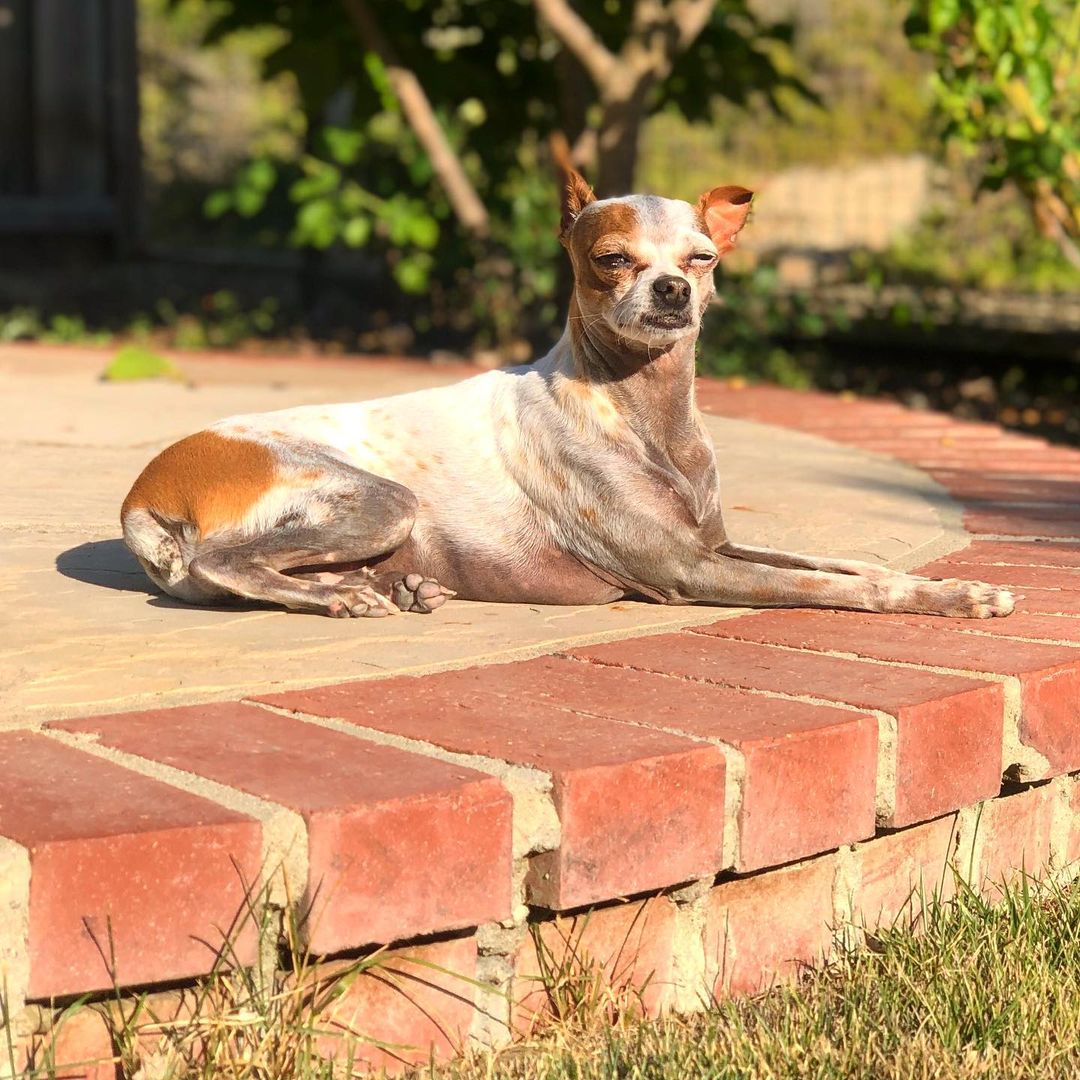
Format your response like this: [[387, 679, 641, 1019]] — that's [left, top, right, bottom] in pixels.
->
[[928, 0, 961, 35], [407, 214, 439, 249], [393, 253, 433, 293], [342, 215, 372, 247], [974, 7, 1007, 56], [101, 346, 184, 383], [245, 158, 277, 192], [233, 185, 267, 218], [294, 197, 340, 248], [1025, 56, 1053, 111], [203, 190, 233, 219], [323, 126, 365, 166]]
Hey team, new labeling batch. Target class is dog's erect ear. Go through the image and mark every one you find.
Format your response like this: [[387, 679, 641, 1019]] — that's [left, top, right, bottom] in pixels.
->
[[697, 185, 754, 255], [551, 131, 595, 239]]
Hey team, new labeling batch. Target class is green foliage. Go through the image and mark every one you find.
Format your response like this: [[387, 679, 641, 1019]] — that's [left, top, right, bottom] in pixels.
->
[[0, 293, 283, 353], [696, 267, 843, 388], [906, 0, 1080, 257], [859, 184, 1080, 292], [192, 0, 800, 343], [0, 308, 112, 345], [644, 0, 934, 198]]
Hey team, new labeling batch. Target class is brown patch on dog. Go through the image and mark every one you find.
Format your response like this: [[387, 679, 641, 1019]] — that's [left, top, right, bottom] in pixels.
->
[[122, 430, 278, 538], [565, 202, 640, 364], [553, 134, 596, 239]]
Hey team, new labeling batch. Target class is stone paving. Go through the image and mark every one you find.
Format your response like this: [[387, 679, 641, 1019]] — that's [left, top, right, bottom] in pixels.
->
[[1, 344, 962, 726], [4, 343, 1080, 1077]]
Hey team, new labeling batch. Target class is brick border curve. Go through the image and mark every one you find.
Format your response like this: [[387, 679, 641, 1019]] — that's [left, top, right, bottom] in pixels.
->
[[8, 377, 1080, 1075]]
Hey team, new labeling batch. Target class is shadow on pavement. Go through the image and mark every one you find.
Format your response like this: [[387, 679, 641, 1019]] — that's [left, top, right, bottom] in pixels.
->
[[55, 539, 285, 612], [56, 539, 153, 593]]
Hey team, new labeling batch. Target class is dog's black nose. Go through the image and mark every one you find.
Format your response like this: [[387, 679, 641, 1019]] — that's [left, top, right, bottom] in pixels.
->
[[652, 274, 691, 308]]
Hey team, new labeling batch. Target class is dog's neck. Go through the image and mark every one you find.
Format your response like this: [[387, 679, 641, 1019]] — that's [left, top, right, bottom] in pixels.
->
[[556, 292, 701, 454]]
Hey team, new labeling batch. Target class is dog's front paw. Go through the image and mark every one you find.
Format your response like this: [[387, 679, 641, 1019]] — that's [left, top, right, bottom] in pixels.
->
[[388, 573, 456, 614], [915, 579, 1014, 619]]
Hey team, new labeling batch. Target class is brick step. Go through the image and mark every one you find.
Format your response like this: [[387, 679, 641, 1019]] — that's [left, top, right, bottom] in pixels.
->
[[14, 781, 1079, 1077], [8, 376, 1080, 1077]]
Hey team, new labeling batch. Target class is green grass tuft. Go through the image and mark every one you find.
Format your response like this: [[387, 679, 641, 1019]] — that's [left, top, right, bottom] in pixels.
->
[[429, 874, 1080, 1080]]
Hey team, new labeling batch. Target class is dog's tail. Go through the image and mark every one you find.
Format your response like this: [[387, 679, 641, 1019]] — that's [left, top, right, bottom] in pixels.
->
[[121, 505, 186, 587]]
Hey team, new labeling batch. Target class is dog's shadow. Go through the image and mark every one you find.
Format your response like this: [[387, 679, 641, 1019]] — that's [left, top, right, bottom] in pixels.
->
[[55, 540, 271, 611], [57, 539, 154, 593]]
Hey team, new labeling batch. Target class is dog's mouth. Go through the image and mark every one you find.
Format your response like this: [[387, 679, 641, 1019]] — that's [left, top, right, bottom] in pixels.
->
[[640, 311, 693, 332]]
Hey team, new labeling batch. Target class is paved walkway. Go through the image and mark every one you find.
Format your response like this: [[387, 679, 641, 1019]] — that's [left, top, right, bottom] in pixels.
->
[[1, 344, 964, 725], [5, 343, 1080, 1076]]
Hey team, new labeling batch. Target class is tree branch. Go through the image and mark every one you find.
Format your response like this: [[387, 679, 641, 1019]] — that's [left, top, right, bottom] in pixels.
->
[[669, 0, 718, 51], [533, 0, 618, 86], [342, 0, 489, 237]]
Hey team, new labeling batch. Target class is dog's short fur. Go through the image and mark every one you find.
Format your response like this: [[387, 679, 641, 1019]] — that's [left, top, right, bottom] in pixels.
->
[[121, 170, 1014, 620]]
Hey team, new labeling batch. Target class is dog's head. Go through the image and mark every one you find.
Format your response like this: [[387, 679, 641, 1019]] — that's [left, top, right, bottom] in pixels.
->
[[559, 169, 752, 347]]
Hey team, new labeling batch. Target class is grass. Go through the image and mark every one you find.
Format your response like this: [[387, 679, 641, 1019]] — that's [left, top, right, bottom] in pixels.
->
[[429, 874, 1080, 1080], [9, 872, 1080, 1078]]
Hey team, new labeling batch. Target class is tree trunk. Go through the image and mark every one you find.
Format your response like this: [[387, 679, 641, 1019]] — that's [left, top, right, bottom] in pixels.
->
[[594, 78, 653, 196], [341, 0, 490, 238]]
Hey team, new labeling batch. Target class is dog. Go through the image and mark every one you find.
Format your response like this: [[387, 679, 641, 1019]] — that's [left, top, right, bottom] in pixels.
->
[[121, 167, 1014, 621]]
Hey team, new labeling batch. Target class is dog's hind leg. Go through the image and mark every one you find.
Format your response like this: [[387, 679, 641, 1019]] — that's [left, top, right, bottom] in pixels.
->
[[185, 466, 427, 617], [288, 566, 455, 614]]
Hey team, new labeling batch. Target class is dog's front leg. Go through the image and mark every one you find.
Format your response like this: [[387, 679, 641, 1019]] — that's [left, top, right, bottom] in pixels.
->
[[682, 551, 1014, 619], [717, 542, 900, 582]]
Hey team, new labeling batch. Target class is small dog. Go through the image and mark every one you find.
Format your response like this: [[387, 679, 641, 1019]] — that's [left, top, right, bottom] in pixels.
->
[[121, 168, 1014, 620]]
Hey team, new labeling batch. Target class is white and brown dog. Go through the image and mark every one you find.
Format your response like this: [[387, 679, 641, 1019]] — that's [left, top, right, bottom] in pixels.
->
[[121, 169, 1014, 621]]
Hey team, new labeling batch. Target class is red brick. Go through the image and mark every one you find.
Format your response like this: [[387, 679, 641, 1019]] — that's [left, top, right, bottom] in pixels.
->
[[908, 457, 1080, 475], [963, 507, 1080, 537], [705, 854, 837, 996], [54, 703, 513, 953], [915, 558, 1080, 591], [24, 1007, 115, 1080], [429, 656, 875, 871], [256, 681, 726, 910], [923, 541, 1080, 569], [894, 611, 1080, 645], [850, 813, 960, 932], [571, 634, 1003, 827], [973, 784, 1057, 894], [513, 896, 677, 1029], [809, 423, 1010, 443], [1014, 590, 1080, 616], [930, 474, 1080, 504], [0, 732, 261, 999], [1063, 777, 1080, 870], [698, 610, 1080, 777], [313, 935, 477, 1074]]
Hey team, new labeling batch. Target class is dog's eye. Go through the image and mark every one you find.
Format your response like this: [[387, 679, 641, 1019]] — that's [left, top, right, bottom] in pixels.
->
[[594, 252, 633, 270], [689, 252, 717, 267]]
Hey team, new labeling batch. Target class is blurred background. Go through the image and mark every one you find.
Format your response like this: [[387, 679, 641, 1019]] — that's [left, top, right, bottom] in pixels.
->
[[0, 0, 1078, 438]]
